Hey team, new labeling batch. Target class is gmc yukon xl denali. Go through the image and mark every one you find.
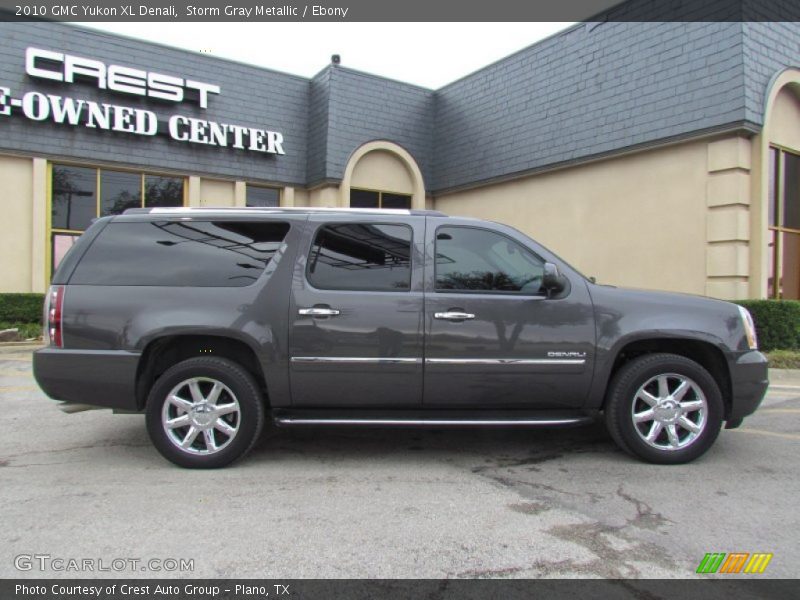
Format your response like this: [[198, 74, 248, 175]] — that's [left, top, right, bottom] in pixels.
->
[[33, 207, 768, 468]]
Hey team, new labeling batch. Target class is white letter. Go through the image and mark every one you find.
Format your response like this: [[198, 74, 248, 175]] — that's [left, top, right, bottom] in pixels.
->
[[208, 121, 228, 146], [229, 124, 246, 149], [85, 102, 112, 129], [113, 105, 135, 133], [184, 80, 220, 109], [65, 55, 106, 88], [108, 65, 147, 96], [189, 118, 209, 144], [135, 109, 158, 135], [22, 91, 50, 121], [248, 128, 266, 152], [169, 115, 189, 140], [267, 131, 285, 155], [48, 95, 85, 125], [26, 47, 64, 81], [148, 73, 184, 103]]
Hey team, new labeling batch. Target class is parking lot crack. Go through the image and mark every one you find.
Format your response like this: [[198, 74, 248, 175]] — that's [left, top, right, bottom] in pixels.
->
[[616, 485, 673, 529]]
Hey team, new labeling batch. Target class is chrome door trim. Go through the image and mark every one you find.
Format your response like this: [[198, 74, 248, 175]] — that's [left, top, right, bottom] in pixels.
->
[[425, 358, 586, 365], [291, 357, 422, 364]]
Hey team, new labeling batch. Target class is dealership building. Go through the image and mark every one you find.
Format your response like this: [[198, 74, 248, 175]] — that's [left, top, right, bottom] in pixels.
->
[[1, 19, 800, 300]]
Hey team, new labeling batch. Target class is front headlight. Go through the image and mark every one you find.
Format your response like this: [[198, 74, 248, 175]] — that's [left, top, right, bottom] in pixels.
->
[[738, 306, 758, 350]]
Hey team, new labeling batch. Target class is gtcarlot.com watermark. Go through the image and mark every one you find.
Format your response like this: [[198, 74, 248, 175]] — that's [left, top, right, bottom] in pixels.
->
[[14, 553, 194, 573]]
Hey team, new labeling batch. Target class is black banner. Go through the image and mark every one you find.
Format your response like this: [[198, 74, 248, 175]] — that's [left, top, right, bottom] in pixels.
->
[[2, 579, 799, 600], [0, 0, 799, 22]]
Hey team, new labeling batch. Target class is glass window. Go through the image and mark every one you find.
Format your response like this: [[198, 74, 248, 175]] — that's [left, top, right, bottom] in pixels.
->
[[350, 188, 411, 209], [769, 147, 778, 227], [782, 231, 800, 299], [52, 233, 80, 271], [767, 229, 777, 299], [51, 166, 96, 231], [350, 189, 380, 208], [145, 176, 184, 207], [783, 152, 800, 230], [307, 223, 412, 291], [101, 170, 141, 216], [382, 193, 412, 209], [435, 227, 544, 294], [768, 147, 800, 299], [246, 185, 280, 207], [70, 220, 290, 287]]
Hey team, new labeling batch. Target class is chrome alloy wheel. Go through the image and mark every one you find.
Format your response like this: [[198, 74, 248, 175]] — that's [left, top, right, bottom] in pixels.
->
[[631, 373, 708, 451], [161, 377, 241, 455]]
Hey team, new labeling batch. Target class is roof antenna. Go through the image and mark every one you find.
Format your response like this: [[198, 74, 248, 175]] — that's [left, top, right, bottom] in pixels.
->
[[331, 54, 341, 65]]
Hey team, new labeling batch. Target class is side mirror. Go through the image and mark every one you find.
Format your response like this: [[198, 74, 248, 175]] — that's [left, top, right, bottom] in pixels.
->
[[542, 262, 567, 296]]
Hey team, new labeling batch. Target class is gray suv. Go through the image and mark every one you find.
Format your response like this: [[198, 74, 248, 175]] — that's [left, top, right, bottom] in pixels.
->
[[33, 207, 768, 468]]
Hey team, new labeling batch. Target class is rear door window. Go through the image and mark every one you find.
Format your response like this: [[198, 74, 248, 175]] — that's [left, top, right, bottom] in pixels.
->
[[306, 223, 412, 291], [70, 220, 290, 287]]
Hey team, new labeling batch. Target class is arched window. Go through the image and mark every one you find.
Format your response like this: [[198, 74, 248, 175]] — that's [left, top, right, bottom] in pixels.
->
[[767, 146, 800, 299]]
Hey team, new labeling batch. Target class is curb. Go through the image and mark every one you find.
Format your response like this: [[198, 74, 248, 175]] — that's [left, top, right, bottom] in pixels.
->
[[768, 368, 800, 383], [0, 342, 44, 354]]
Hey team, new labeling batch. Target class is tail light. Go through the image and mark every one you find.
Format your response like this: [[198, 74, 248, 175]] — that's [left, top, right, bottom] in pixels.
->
[[44, 285, 65, 348]]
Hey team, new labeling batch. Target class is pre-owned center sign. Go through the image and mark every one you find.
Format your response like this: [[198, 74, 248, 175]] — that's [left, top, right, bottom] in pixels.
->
[[0, 47, 286, 156]]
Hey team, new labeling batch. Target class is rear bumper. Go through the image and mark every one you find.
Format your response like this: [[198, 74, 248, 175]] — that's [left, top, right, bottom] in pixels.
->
[[33, 347, 140, 411], [728, 350, 769, 423]]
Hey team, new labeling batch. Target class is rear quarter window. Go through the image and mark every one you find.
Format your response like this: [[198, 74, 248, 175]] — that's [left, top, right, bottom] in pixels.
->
[[69, 220, 290, 287]]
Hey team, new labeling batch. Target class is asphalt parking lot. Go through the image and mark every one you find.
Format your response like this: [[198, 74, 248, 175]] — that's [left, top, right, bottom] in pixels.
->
[[1, 347, 798, 579]]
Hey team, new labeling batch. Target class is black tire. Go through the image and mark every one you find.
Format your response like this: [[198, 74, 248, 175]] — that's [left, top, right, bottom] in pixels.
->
[[604, 353, 724, 464], [145, 357, 264, 468]]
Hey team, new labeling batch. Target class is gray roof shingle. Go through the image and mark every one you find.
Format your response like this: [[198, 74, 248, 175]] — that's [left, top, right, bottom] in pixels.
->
[[1, 18, 799, 194]]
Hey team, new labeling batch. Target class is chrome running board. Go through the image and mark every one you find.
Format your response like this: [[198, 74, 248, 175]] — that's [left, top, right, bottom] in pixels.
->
[[273, 409, 596, 428], [276, 417, 590, 427]]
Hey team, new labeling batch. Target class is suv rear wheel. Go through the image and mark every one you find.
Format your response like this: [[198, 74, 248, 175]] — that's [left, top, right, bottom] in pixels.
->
[[145, 357, 264, 468], [604, 353, 724, 464]]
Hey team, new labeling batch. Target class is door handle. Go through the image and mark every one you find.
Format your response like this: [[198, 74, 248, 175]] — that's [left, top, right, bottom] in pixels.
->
[[298, 307, 341, 317], [434, 311, 475, 321]]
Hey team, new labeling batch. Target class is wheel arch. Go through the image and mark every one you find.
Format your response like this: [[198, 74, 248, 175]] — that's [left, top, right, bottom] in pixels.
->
[[135, 334, 268, 411], [598, 336, 733, 419]]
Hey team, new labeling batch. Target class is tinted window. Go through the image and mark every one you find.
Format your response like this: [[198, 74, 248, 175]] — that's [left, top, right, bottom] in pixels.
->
[[307, 223, 412, 291], [52, 165, 96, 231], [246, 186, 280, 207], [350, 189, 380, 208], [144, 176, 184, 207], [382, 193, 412, 209], [435, 227, 544, 294], [101, 170, 141, 216], [71, 220, 290, 287], [784, 152, 800, 230]]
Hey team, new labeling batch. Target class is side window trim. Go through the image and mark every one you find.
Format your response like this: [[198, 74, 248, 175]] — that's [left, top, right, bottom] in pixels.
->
[[305, 221, 414, 293], [433, 224, 547, 296]]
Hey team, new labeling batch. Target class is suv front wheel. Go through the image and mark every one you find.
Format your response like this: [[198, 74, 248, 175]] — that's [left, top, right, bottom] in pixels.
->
[[604, 353, 724, 464], [145, 357, 265, 468]]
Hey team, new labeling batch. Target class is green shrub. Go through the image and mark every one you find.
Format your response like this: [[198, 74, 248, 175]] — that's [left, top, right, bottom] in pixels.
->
[[765, 350, 800, 369], [0, 322, 42, 340], [736, 299, 800, 352], [0, 294, 45, 324]]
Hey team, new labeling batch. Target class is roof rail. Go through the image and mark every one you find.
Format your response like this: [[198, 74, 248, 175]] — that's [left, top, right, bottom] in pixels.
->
[[122, 206, 447, 217]]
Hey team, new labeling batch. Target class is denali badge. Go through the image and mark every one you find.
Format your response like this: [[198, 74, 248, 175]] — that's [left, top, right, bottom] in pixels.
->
[[547, 351, 587, 358]]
